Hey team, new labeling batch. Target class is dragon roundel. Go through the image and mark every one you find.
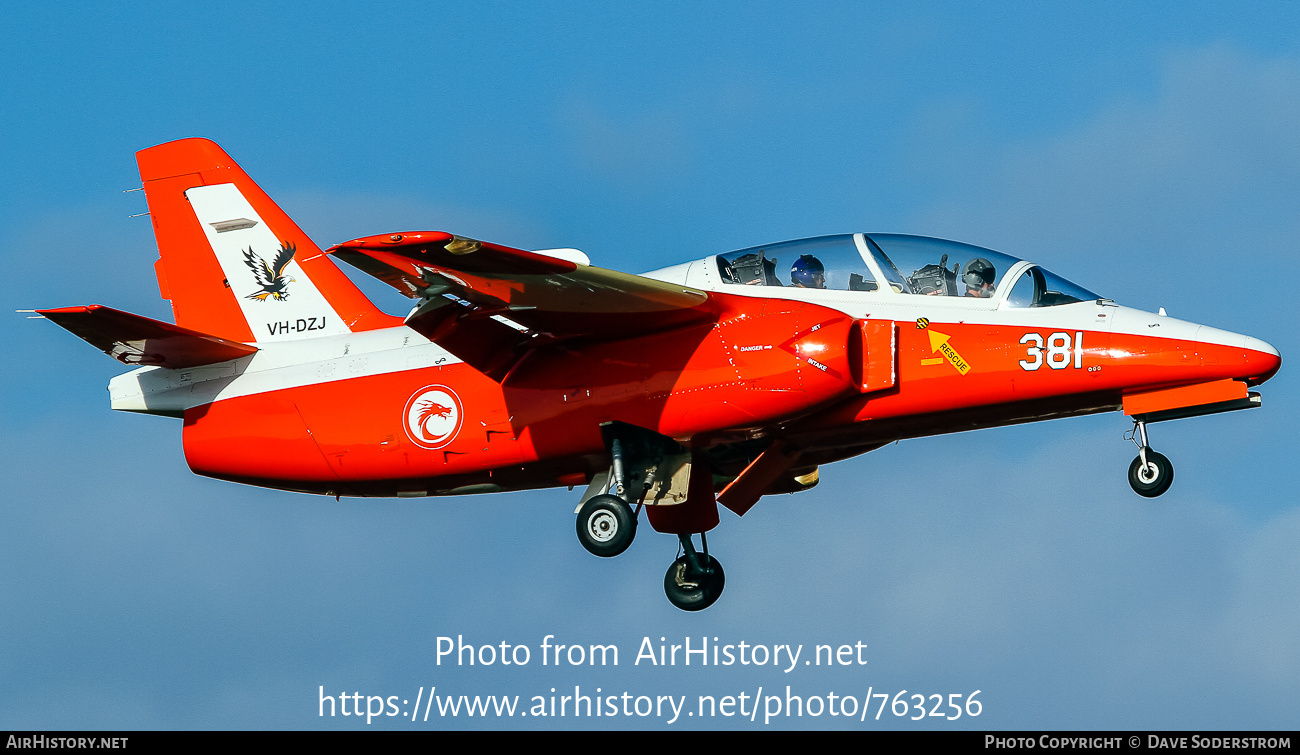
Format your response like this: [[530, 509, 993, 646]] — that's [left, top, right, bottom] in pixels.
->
[[402, 386, 464, 450]]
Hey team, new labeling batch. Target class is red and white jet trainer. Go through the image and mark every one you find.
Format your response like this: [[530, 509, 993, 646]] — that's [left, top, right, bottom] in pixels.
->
[[39, 138, 1281, 611]]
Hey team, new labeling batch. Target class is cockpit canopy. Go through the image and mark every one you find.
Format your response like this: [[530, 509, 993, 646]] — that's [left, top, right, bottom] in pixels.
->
[[715, 233, 1099, 307]]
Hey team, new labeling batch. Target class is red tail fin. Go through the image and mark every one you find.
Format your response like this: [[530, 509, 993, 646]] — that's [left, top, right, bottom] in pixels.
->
[[137, 138, 396, 342]]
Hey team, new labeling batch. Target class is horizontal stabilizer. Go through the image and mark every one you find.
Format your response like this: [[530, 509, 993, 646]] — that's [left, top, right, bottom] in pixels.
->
[[38, 305, 258, 369]]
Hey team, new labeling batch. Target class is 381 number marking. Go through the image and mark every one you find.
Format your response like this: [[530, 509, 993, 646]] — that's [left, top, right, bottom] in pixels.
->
[[1019, 331, 1083, 371]]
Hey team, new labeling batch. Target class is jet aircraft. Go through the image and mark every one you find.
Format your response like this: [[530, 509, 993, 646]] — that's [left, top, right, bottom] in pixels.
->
[[38, 139, 1282, 611]]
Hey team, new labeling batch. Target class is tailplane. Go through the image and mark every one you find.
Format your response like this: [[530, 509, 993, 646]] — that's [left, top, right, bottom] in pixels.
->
[[137, 138, 394, 343], [37, 305, 258, 369]]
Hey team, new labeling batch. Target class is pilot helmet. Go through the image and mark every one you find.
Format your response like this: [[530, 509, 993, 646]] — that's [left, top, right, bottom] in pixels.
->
[[961, 257, 995, 288], [791, 255, 826, 287]]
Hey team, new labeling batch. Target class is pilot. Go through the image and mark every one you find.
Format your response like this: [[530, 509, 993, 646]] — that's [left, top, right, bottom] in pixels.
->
[[962, 258, 996, 298], [791, 255, 826, 289]]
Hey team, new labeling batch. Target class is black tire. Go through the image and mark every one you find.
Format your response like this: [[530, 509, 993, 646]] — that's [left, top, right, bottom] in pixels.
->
[[576, 494, 636, 557], [1128, 449, 1174, 498], [663, 554, 725, 611]]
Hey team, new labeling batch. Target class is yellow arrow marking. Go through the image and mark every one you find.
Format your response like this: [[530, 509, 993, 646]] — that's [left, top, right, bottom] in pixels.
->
[[927, 329, 971, 375]]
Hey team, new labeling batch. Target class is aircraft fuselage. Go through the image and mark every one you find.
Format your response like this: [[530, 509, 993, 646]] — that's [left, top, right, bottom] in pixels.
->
[[108, 284, 1278, 498]]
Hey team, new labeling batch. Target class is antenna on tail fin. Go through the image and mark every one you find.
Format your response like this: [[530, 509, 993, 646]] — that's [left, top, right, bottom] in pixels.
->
[[136, 138, 395, 343]]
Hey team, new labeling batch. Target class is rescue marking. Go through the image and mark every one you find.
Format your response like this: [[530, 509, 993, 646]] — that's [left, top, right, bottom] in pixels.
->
[[916, 318, 929, 330], [926, 329, 970, 375]]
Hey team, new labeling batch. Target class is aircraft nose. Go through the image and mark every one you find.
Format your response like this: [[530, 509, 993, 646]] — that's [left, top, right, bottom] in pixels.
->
[[1200, 328, 1281, 385], [1241, 335, 1282, 385]]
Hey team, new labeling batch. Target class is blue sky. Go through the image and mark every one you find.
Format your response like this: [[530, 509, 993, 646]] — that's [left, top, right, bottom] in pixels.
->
[[2, 2, 1298, 730]]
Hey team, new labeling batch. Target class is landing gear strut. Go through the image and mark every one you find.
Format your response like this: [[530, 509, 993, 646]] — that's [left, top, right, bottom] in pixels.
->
[[575, 435, 641, 557], [1127, 418, 1174, 497], [663, 532, 725, 611]]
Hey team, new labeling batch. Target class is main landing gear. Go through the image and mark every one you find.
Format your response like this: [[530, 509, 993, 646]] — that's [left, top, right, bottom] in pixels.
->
[[574, 493, 725, 610], [574, 425, 727, 611], [576, 434, 642, 558], [1126, 418, 1174, 498], [576, 494, 637, 558], [664, 533, 725, 611], [577, 491, 728, 608]]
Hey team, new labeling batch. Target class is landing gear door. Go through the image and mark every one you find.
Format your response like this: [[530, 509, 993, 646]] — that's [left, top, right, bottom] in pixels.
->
[[853, 319, 897, 393]]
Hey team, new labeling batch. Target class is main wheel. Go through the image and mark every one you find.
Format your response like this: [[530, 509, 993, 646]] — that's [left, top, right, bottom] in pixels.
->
[[664, 554, 725, 611], [576, 494, 637, 557], [1128, 449, 1174, 498]]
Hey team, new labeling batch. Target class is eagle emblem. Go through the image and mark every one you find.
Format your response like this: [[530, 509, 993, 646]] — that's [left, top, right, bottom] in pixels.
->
[[243, 241, 297, 301]]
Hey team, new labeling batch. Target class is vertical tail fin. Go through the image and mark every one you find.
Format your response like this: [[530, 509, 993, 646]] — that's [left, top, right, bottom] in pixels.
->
[[137, 138, 394, 343]]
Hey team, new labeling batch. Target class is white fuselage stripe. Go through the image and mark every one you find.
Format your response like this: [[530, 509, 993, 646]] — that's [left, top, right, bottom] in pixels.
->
[[108, 258, 1267, 414]]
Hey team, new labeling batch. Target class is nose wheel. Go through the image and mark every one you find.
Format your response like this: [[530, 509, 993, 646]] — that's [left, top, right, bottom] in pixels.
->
[[1126, 419, 1174, 497], [1129, 449, 1174, 497]]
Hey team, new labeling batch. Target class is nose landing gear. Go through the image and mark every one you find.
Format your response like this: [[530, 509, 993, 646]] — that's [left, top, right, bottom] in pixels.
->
[[1126, 419, 1174, 497]]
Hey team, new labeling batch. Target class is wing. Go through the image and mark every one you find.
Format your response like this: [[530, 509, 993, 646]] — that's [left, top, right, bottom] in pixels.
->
[[242, 248, 274, 287], [38, 305, 258, 369], [328, 232, 715, 340], [327, 232, 719, 380], [270, 241, 296, 279]]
